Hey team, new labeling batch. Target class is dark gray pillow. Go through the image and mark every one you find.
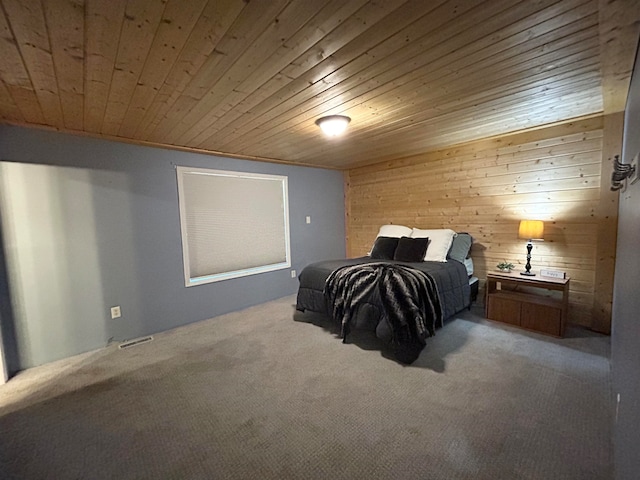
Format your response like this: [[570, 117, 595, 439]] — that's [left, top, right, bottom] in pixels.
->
[[394, 236, 429, 262], [370, 236, 400, 260], [447, 233, 473, 263]]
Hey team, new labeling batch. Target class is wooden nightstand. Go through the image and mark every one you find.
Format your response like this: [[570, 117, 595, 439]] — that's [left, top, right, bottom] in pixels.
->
[[485, 271, 570, 337]]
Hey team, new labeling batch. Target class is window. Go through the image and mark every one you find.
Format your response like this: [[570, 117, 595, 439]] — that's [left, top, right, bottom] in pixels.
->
[[176, 166, 291, 286]]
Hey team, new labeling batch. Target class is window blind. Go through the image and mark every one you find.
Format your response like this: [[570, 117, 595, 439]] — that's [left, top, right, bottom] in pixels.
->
[[177, 167, 290, 286]]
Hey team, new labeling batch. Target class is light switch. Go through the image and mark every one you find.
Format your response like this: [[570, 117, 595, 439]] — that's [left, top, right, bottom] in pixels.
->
[[306, 216, 311, 224]]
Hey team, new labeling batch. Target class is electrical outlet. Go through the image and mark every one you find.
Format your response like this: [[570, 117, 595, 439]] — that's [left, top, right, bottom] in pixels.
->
[[306, 216, 311, 224], [291, 270, 297, 278], [110, 306, 121, 319]]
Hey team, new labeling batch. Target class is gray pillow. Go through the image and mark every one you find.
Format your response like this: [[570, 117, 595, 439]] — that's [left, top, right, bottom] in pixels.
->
[[447, 233, 472, 263]]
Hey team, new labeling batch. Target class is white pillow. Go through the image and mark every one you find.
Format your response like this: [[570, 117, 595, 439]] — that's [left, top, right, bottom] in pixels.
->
[[410, 228, 456, 262], [375, 224, 412, 238]]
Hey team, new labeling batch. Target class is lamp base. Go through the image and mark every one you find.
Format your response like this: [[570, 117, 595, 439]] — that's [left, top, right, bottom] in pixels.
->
[[522, 241, 536, 276]]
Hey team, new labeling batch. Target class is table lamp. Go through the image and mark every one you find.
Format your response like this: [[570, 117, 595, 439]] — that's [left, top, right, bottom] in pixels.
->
[[518, 220, 544, 276]]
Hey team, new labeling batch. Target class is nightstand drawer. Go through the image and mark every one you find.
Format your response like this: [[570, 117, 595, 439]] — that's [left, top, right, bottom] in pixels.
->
[[487, 295, 521, 326], [520, 303, 562, 336]]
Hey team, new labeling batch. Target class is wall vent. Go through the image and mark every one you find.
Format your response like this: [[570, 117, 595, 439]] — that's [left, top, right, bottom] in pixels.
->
[[119, 336, 153, 349]]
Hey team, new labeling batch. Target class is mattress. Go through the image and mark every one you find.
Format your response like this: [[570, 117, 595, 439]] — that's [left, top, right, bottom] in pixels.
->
[[464, 257, 474, 276]]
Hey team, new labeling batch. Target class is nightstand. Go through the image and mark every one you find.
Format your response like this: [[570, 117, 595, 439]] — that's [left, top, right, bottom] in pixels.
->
[[485, 271, 570, 337]]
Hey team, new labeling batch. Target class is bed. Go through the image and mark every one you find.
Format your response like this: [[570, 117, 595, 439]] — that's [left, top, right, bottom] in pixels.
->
[[295, 226, 474, 363]]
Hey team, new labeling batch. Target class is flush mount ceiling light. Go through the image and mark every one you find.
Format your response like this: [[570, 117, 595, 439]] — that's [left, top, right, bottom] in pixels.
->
[[315, 115, 351, 136]]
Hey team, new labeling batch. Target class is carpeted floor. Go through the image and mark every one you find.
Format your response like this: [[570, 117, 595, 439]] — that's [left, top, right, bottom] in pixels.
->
[[0, 295, 613, 479]]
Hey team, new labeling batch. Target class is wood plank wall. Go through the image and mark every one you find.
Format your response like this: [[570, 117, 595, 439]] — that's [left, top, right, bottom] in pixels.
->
[[345, 115, 619, 332]]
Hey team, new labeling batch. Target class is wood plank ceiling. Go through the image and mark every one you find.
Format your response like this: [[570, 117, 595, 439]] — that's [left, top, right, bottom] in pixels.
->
[[0, 0, 638, 170]]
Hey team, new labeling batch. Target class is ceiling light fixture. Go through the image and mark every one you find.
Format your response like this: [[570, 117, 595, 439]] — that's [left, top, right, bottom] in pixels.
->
[[315, 115, 351, 136]]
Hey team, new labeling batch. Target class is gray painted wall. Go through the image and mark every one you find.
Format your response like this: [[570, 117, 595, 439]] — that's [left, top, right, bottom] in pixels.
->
[[0, 125, 345, 372], [612, 42, 640, 480]]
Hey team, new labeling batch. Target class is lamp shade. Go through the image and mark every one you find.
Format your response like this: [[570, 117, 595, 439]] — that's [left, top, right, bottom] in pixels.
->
[[315, 115, 351, 136], [518, 220, 544, 240]]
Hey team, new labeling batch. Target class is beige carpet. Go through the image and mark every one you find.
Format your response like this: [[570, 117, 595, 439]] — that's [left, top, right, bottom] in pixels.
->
[[0, 295, 612, 479]]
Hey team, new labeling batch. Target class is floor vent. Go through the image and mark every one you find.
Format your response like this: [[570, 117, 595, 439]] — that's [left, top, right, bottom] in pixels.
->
[[119, 336, 153, 349]]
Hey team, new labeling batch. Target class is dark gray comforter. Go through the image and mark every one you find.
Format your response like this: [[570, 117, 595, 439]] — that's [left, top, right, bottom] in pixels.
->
[[296, 257, 470, 338]]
